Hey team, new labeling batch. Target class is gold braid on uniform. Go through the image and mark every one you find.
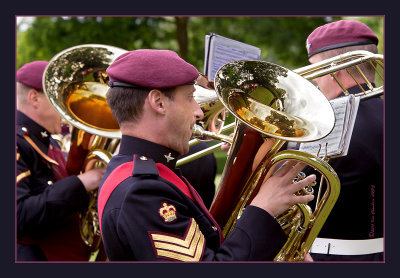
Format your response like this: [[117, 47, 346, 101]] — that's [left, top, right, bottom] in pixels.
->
[[149, 218, 205, 261]]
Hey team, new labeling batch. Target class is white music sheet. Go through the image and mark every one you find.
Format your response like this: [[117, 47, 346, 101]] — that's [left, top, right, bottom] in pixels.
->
[[299, 94, 360, 158]]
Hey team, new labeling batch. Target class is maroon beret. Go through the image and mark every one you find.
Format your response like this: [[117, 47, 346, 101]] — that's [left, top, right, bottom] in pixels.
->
[[306, 20, 378, 58], [16, 60, 49, 91], [107, 49, 199, 89]]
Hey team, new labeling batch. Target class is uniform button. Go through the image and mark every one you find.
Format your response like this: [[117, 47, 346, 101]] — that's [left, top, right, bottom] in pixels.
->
[[212, 226, 218, 231], [22, 127, 28, 132], [47, 180, 53, 185], [140, 156, 148, 160]]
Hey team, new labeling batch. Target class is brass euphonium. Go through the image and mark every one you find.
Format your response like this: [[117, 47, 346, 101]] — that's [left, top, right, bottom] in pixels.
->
[[181, 50, 384, 163], [190, 60, 340, 261], [43, 44, 127, 260], [179, 50, 383, 260]]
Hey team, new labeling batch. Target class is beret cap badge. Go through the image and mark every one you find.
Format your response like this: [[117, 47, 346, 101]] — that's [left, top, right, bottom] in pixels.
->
[[306, 39, 311, 52]]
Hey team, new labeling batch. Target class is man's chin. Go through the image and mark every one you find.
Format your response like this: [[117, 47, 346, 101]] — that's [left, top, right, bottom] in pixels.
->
[[180, 144, 190, 156]]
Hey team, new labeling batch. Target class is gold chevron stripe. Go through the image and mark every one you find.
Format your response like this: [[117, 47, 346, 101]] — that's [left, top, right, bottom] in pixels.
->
[[17, 170, 31, 183], [154, 225, 201, 255], [156, 235, 205, 261], [22, 135, 59, 166], [151, 219, 197, 247], [150, 219, 205, 261]]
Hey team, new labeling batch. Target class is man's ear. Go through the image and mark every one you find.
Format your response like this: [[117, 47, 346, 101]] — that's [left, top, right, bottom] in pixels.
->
[[147, 89, 166, 114], [27, 89, 41, 108]]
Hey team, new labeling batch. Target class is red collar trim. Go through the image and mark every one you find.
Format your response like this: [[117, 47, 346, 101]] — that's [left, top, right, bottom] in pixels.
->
[[98, 158, 193, 234]]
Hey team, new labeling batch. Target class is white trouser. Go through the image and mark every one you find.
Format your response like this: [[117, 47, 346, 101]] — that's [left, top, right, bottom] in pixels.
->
[[309, 237, 384, 255]]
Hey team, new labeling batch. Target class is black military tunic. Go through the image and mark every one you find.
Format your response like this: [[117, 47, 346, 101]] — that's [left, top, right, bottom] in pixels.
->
[[16, 111, 90, 261], [307, 85, 384, 261], [98, 135, 287, 261]]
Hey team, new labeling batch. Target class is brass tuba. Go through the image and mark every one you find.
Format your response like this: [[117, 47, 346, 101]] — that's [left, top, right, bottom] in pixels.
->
[[43, 44, 127, 259], [191, 60, 340, 261], [180, 50, 384, 165], [179, 50, 383, 260]]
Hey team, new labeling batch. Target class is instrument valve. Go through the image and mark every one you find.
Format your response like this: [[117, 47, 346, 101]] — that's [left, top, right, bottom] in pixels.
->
[[304, 180, 317, 195], [293, 172, 316, 195]]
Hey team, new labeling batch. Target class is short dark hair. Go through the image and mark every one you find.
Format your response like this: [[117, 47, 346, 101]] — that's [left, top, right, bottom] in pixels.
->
[[106, 86, 176, 125]]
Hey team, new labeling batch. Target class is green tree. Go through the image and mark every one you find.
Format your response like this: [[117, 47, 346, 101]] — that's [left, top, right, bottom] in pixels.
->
[[17, 16, 383, 71], [17, 17, 175, 69], [16, 15, 384, 176]]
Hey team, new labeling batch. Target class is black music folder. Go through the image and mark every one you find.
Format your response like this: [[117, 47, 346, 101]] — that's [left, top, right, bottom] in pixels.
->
[[204, 33, 261, 82]]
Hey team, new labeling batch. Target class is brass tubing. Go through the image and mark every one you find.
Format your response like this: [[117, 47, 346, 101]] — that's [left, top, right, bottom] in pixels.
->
[[176, 142, 225, 166]]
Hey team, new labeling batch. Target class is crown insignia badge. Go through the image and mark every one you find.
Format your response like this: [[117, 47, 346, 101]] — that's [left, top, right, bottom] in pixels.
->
[[159, 202, 177, 223]]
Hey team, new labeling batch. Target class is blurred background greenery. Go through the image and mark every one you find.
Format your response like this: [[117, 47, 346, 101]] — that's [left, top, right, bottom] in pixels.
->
[[17, 16, 383, 70], [16, 15, 384, 180]]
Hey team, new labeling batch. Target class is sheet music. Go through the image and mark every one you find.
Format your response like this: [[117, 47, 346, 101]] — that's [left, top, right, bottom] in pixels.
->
[[299, 94, 360, 158], [340, 94, 360, 156], [204, 33, 261, 81]]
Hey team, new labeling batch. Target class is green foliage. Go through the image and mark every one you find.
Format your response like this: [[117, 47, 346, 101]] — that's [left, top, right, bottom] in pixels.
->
[[16, 16, 384, 176], [189, 17, 329, 69], [17, 16, 384, 71], [343, 16, 384, 54], [213, 148, 228, 176], [16, 17, 175, 69]]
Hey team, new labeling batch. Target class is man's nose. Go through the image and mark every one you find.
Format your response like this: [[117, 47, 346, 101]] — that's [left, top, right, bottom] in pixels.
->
[[194, 102, 204, 121]]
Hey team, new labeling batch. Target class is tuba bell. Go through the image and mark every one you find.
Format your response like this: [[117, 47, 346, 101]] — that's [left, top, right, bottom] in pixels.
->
[[180, 50, 384, 166], [179, 50, 383, 260], [192, 60, 341, 261], [43, 44, 127, 260]]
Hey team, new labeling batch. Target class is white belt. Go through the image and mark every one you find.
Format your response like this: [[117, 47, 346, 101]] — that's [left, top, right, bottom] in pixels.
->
[[310, 237, 384, 255]]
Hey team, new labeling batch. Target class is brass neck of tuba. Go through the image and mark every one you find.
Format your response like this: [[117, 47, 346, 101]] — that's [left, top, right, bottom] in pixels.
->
[[183, 51, 383, 260], [43, 44, 127, 260], [206, 60, 340, 261], [182, 50, 384, 166]]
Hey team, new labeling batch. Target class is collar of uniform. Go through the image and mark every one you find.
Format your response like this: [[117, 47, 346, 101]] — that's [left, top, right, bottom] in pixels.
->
[[17, 110, 51, 150], [118, 135, 180, 170]]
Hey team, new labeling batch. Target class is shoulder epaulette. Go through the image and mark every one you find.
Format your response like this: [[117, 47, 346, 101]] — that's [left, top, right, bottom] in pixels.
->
[[16, 126, 28, 137], [98, 155, 194, 234], [131, 155, 159, 177], [17, 126, 59, 166]]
